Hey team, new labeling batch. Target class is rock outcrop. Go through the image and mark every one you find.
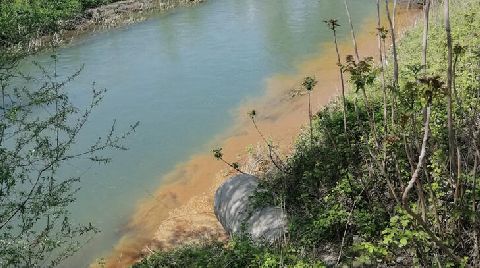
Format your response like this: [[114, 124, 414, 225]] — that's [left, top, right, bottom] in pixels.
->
[[213, 174, 287, 242]]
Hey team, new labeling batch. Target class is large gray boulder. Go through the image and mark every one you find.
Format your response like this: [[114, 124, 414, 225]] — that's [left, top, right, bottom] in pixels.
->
[[213, 174, 287, 242]]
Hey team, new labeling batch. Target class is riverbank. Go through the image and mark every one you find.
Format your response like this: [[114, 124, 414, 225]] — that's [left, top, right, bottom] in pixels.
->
[[100, 5, 421, 267], [3, 0, 204, 52]]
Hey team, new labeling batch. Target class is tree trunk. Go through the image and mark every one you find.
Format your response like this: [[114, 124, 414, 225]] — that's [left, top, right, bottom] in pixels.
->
[[308, 92, 313, 148], [422, 0, 431, 70], [454, 147, 462, 203], [376, 0, 388, 133], [415, 180, 427, 221], [401, 95, 465, 265], [474, 149, 479, 218], [445, 0, 457, 190], [385, 0, 399, 126], [403, 102, 430, 205], [344, 0, 360, 62], [472, 148, 479, 263], [384, 0, 399, 87], [333, 30, 348, 135], [376, 1, 390, 195], [392, 0, 398, 27]]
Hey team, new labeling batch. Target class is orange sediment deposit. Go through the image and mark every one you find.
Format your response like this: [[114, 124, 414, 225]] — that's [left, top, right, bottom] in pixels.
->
[[99, 7, 420, 268]]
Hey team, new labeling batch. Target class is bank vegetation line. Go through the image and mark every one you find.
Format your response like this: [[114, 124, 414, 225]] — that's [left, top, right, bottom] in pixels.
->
[[0, 0, 205, 52]]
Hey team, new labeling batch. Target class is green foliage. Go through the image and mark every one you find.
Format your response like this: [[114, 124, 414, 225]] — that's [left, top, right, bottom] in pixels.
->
[[0, 0, 82, 47], [323, 19, 340, 31], [134, 236, 324, 268], [251, 0, 480, 266], [0, 53, 138, 266], [352, 208, 430, 265], [80, 0, 114, 9], [343, 55, 377, 93], [302, 77, 317, 92], [0, 0, 124, 48], [212, 148, 223, 159], [0, 7, 141, 262]]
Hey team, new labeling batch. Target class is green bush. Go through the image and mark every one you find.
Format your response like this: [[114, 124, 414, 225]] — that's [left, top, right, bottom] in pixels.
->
[[0, 0, 123, 47], [80, 0, 113, 9], [133, 236, 324, 268], [251, 0, 480, 266]]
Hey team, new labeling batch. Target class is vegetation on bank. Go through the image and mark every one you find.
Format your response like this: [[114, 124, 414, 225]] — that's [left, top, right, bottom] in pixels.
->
[[134, 238, 323, 268], [0, 0, 120, 47], [137, 0, 480, 267]]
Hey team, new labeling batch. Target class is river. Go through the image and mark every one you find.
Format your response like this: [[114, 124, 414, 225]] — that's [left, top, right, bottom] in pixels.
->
[[19, 0, 379, 266]]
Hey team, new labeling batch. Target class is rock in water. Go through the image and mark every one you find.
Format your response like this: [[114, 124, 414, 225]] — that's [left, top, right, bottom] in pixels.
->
[[213, 174, 287, 242]]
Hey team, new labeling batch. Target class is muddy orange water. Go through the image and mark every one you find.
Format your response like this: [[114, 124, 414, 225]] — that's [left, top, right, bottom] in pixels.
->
[[100, 6, 420, 268]]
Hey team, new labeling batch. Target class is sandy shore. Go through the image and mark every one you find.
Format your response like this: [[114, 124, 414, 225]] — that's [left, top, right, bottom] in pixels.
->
[[99, 6, 421, 268]]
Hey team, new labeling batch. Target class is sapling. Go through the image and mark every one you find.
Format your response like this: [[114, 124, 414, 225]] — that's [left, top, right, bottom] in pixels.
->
[[452, 43, 466, 202], [375, 1, 389, 139], [344, 55, 379, 146], [384, 0, 399, 127], [302, 76, 317, 148], [248, 110, 291, 175], [212, 147, 244, 174], [453, 44, 465, 106], [401, 75, 465, 266], [422, 0, 431, 71], [384, 0, 399, 88], [444, 0, 457, 195], [324, 19, 347, 135], [377, 26, 397, 130], [392, 0, 398, 28], [343, 0, 359, 62], [474, 149, 479, 264]]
